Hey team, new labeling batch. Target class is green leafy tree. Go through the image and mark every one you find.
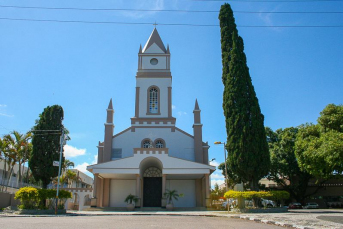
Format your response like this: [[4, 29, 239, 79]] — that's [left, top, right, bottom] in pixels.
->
[[266, 127, 313, 202], [29, 105, 67, 188], [219, 3, 270, 190], [295, 104, 343, 178]]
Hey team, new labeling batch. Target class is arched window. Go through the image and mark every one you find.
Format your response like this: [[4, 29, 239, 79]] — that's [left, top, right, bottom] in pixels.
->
[[143, 167, 162, 177], [155, 139, 165, 148], [142, 139, 153, 148], [149, 87, 159, 114]]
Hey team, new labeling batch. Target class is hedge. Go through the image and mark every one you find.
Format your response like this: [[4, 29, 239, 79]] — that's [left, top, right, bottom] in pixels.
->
[[14, 187, 72, 210], [224, 190, 289, 201]]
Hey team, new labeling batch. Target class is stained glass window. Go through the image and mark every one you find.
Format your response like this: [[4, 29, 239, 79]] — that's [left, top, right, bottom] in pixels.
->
[[143, 167, 162, 177], [149, 87, 158, 114]]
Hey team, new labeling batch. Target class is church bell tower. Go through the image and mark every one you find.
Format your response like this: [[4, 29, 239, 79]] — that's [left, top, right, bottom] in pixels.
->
[[131, 28, 175, 127]]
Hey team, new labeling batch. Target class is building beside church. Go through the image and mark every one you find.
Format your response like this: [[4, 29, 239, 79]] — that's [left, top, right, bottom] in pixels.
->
[[87, 28, 215, 208]]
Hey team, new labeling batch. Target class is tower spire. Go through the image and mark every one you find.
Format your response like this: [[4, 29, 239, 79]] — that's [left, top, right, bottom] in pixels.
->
[[193, 99, 204, 163], [194, 99, 200, 110], [108, 98, 113, 110], [142, 28, 167, 53], [104, 99, 115, 162]]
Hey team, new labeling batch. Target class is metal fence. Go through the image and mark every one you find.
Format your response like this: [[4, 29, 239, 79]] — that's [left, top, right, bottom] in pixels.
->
[[0, 178, 41, 193]]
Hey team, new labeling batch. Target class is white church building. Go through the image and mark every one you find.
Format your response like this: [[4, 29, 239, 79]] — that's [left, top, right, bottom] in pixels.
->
[[87, 28, 215, 208]]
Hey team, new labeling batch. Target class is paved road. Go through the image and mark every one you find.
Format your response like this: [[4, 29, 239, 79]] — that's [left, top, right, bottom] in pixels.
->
[[0, 215, 281, 229]]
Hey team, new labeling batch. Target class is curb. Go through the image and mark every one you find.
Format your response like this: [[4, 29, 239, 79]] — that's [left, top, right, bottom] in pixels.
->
[[0, 212, 330, 228], [225, 215, 316, 229]]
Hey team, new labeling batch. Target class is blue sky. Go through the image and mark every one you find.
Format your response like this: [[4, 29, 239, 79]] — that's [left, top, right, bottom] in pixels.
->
[[0, 0, 342, 187]]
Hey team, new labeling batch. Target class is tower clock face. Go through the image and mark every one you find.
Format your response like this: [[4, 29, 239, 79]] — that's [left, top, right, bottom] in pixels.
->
[[150, 58, 158, 65]]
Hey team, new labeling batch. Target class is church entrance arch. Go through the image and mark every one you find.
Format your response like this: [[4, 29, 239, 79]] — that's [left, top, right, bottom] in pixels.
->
[[143, 167, 162, 207]]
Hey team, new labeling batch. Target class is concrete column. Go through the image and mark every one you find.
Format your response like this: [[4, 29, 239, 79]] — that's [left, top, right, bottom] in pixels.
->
[[205, 174, 211, 208], [161, 174, 167, 207], [98, 177, 104, 207], [136, 174, 141, 207], [93, 176, 97, 198], [78, 192, 85, 211], [195, 179, 202, 207], [103, 179, 110, 207]]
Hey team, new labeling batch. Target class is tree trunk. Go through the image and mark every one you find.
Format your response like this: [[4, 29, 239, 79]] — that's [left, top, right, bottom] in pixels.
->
[[5, 165, 14, 192], [17, 161, 21, 188], [0, 158, 7, 192]]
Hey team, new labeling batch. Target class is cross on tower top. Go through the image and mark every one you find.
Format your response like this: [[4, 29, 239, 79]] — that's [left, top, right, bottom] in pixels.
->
[[153, 21, 158, 28]]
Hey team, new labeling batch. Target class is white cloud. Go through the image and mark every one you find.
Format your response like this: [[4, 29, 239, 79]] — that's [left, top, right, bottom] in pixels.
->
[[211, 173, 224, 179], [172, 105, 176, 110], [92, 155, 98, 164], [63, 145, 86, 158], [177, 111, 187, 116], [211, 179, 224, 188], [0, 113, 13, 117], [120, 0, 164, 19], [210, 160, 219, 167], [74, 162, 90, 174], [0, 104, 7, 107]]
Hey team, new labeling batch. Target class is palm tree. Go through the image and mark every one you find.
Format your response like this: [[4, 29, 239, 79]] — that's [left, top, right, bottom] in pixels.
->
[[0, 137, 8, 191], [62, 159, 74, 176], [65, 170, 80, 188], [164, 189, 179, 205], [2, 131, 32, 191]]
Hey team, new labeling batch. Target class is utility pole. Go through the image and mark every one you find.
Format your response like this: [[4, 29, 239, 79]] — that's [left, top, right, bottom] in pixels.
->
[[55, 129, 65, 215]]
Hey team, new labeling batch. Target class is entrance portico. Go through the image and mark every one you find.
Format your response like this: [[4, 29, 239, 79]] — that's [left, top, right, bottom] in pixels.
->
[[87, 148, 215, 208]]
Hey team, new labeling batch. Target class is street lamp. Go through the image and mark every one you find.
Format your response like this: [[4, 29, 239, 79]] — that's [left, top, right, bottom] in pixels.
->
[[214, 141, 228, 192]]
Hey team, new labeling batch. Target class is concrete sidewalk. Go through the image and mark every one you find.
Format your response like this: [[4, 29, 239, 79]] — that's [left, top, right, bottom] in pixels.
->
[[68, 209, 343, 229]]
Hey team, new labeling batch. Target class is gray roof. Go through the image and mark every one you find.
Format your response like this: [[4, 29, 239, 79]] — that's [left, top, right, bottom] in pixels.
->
[[142, 28, 167, 53]]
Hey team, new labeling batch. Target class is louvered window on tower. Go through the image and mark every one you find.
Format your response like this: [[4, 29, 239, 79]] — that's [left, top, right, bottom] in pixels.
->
[[149, 88, 158, 113], [111, 148, 122, 159]]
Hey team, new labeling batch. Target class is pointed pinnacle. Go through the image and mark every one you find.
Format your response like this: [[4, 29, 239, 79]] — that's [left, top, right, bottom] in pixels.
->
[[194, 99, 200, 110], [108, 98, 113, 109], [139, 44, 142, 54]]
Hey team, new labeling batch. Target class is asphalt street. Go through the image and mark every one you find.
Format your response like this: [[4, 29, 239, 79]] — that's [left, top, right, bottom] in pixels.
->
[[0, 215, 281, 229]]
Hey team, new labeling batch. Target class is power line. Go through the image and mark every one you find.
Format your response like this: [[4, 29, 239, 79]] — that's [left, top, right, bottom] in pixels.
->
[[1, 5, 343, 14], [193, 0, 343, 2], [0, 17, 342, 27]]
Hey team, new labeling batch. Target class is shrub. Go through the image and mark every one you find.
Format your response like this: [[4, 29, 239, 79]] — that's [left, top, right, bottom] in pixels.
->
[[15, 187, 40, 209], [14, 187, 72, 210]]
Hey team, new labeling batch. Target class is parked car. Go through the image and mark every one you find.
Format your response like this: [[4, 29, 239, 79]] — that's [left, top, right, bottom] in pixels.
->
[[245, 199, 276, 208], [221, 199, 238, 209], [303, 202, 319, 209], [289, 202, 303, 209], [261, 198, 277, 208]]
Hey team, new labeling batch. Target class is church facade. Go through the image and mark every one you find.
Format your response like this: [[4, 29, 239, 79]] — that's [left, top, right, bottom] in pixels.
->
[[87, 28, 215, 208]]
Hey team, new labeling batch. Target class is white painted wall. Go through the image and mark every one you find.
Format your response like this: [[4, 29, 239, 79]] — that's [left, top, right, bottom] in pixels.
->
[[166, 180, 196, 207], [112, 127, 195, 161], [142, 56, 167, 70], [110, 180, 136, 207], [136, 78, 171, 118]]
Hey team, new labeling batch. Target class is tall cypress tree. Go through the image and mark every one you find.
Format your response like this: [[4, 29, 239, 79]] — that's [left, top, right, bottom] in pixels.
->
[[219, 3, 270, 190], [29, 105, 66, 188]]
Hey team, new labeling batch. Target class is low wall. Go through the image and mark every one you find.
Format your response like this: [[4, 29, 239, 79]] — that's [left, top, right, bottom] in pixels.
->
[[230, 207, 288, 213], [0, 192, 20, 208]]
